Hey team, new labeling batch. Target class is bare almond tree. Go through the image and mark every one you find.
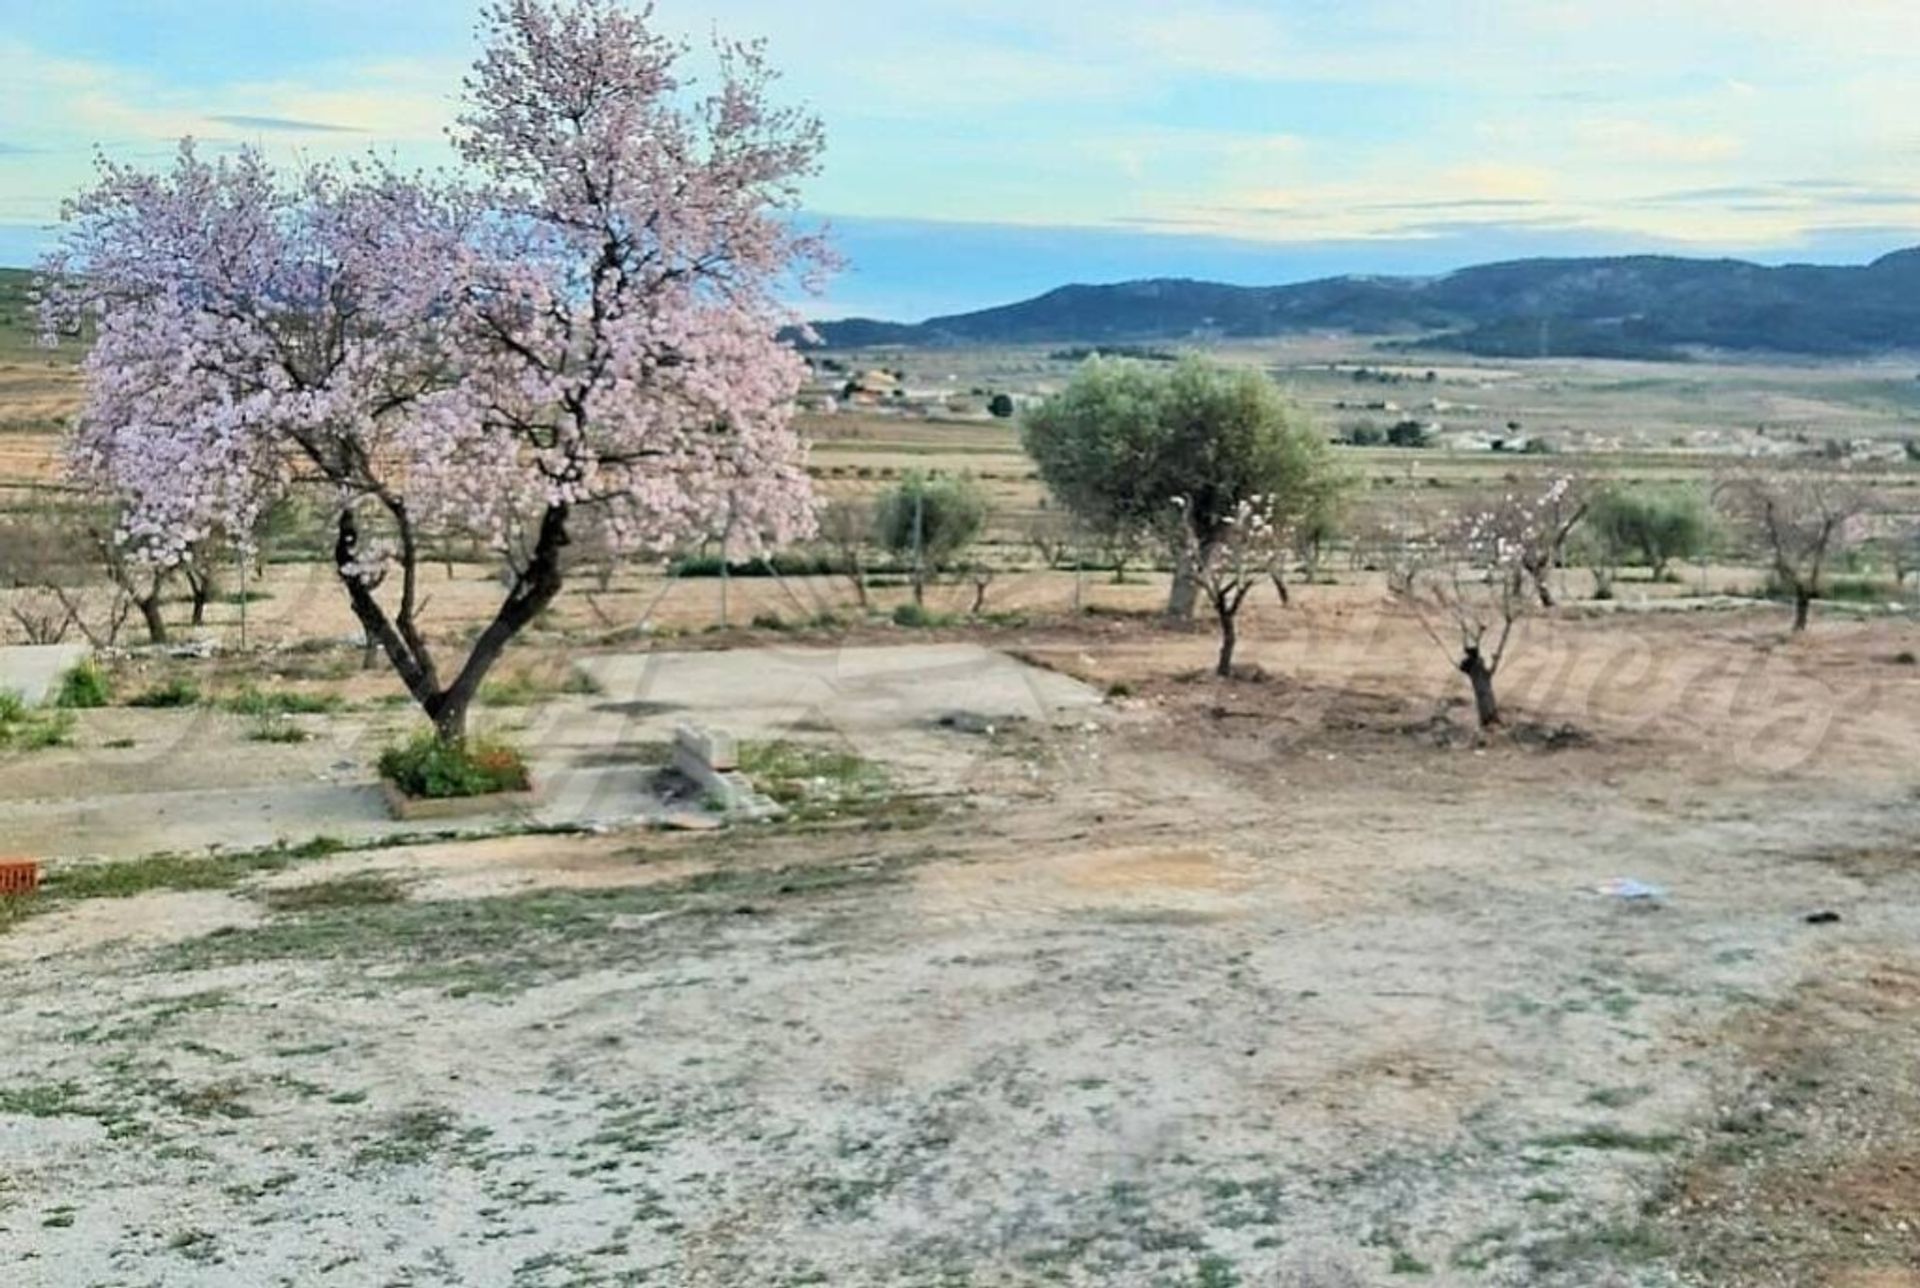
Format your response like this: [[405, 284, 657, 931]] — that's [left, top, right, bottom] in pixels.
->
[[1175, 495, 1294, 677], [1516, 473, 1592, 608], [1718, 467, 1871, 632], [0, 501, 139, 647]]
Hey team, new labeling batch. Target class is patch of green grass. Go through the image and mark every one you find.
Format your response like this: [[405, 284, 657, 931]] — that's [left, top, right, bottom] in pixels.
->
[[0, 1081, 95, 1118], [36, 837, 351, 911], [0, 691, 75, 751], [1389, 1249, 1432, 1275], [1194, 1254, 1242, 1287], [736, 739, 900, 824], [1585, 1085, 1653, 1110], [165, 851, 930, 994], [125, 676, 201, 708], [219, 686, 343, 716], [4, 708, 74, 749], [54, 660, 111, 709], [353, 1105, 487, 1168], [1524, 1221, 1670, 1274], [478, 666, 603, 707], [1533, 1125, 1682, 1153], [246, 716, 312, 744], [1449, 1225, 1516, 1271], [167, 1227, 219, 1261], [258, 873, 408, 913], [162, 1079, 254, 1120]]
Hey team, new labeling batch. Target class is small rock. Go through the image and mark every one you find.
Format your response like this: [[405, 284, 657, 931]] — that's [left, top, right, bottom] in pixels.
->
[[657, 811, 724, 833], [1805, 910, 1843, 926]]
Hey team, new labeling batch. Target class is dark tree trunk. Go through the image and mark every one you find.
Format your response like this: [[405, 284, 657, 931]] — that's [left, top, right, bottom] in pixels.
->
[[1459, 645, 1500, 728], [1792, 590, 1811, 633], [335, 501, 571, 744], [185, 567, 216, 626], [1167, 545, 1200, 620], [136, 594, 168, 645], [1210, 583, 1249, 678], [1271, 571, 1291, 606]]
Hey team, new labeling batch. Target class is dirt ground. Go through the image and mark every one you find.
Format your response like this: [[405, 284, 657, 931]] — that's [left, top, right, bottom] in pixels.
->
[[4, 596, 1920, 1286]]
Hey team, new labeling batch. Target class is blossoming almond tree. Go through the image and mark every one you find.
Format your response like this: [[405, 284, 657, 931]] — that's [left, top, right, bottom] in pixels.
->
[[43, 0, 825, 742], [1391, 477, 1573, 728], [1174, 494, 1293, 678]]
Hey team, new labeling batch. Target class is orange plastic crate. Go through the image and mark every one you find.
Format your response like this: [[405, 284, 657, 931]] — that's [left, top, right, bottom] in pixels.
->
[[0, 859, 40, 897]]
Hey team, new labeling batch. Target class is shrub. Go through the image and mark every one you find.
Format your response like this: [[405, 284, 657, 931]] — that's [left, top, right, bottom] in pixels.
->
[[891, 603, 956, 629], [377, 732, 531, 799], [126, 676, 202, 708], [55, 661, 112, 709], [1589, 486, 1710, 580], [750, 611, 790, 631], [1341, 423, 1386, 447]]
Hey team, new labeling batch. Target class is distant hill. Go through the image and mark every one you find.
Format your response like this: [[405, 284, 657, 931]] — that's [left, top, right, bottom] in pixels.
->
[[807, 248, 1920, 359]]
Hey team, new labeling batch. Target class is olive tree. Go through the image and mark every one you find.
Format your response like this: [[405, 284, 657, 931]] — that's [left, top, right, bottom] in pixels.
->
[[1021, 358, 1170, 598], [1588, 486, 1711, 585], [1024, 356, 1346, 619], [873, 473, 990, 606]]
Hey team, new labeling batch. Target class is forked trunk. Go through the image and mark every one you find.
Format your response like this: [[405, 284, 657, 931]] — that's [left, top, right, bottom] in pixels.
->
[[1211, 583, 1247, 678], [1459, 645, 1500, 728], [185, 568, 216, 626], [336, 502, 572, 746]]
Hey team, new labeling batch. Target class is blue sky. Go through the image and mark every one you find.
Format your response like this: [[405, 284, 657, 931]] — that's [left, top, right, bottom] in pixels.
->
[[4, 0, 1919, 318]]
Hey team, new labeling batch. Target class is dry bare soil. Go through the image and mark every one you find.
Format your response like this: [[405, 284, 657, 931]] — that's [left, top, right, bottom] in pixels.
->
[[5, 596, 1920, 1286]]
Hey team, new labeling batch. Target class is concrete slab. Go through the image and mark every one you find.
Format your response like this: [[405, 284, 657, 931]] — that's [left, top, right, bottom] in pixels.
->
[[574, 643, 1102, 740], [0, 644, 92, 708], [5, 645, 1102, 860]]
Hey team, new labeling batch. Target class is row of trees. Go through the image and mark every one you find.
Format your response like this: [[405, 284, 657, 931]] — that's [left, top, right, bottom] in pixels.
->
[[1022, 356, 1889, 727]]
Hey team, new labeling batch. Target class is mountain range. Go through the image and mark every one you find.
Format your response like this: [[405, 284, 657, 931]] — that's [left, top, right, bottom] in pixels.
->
[[807, 248, 1920, 359]]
